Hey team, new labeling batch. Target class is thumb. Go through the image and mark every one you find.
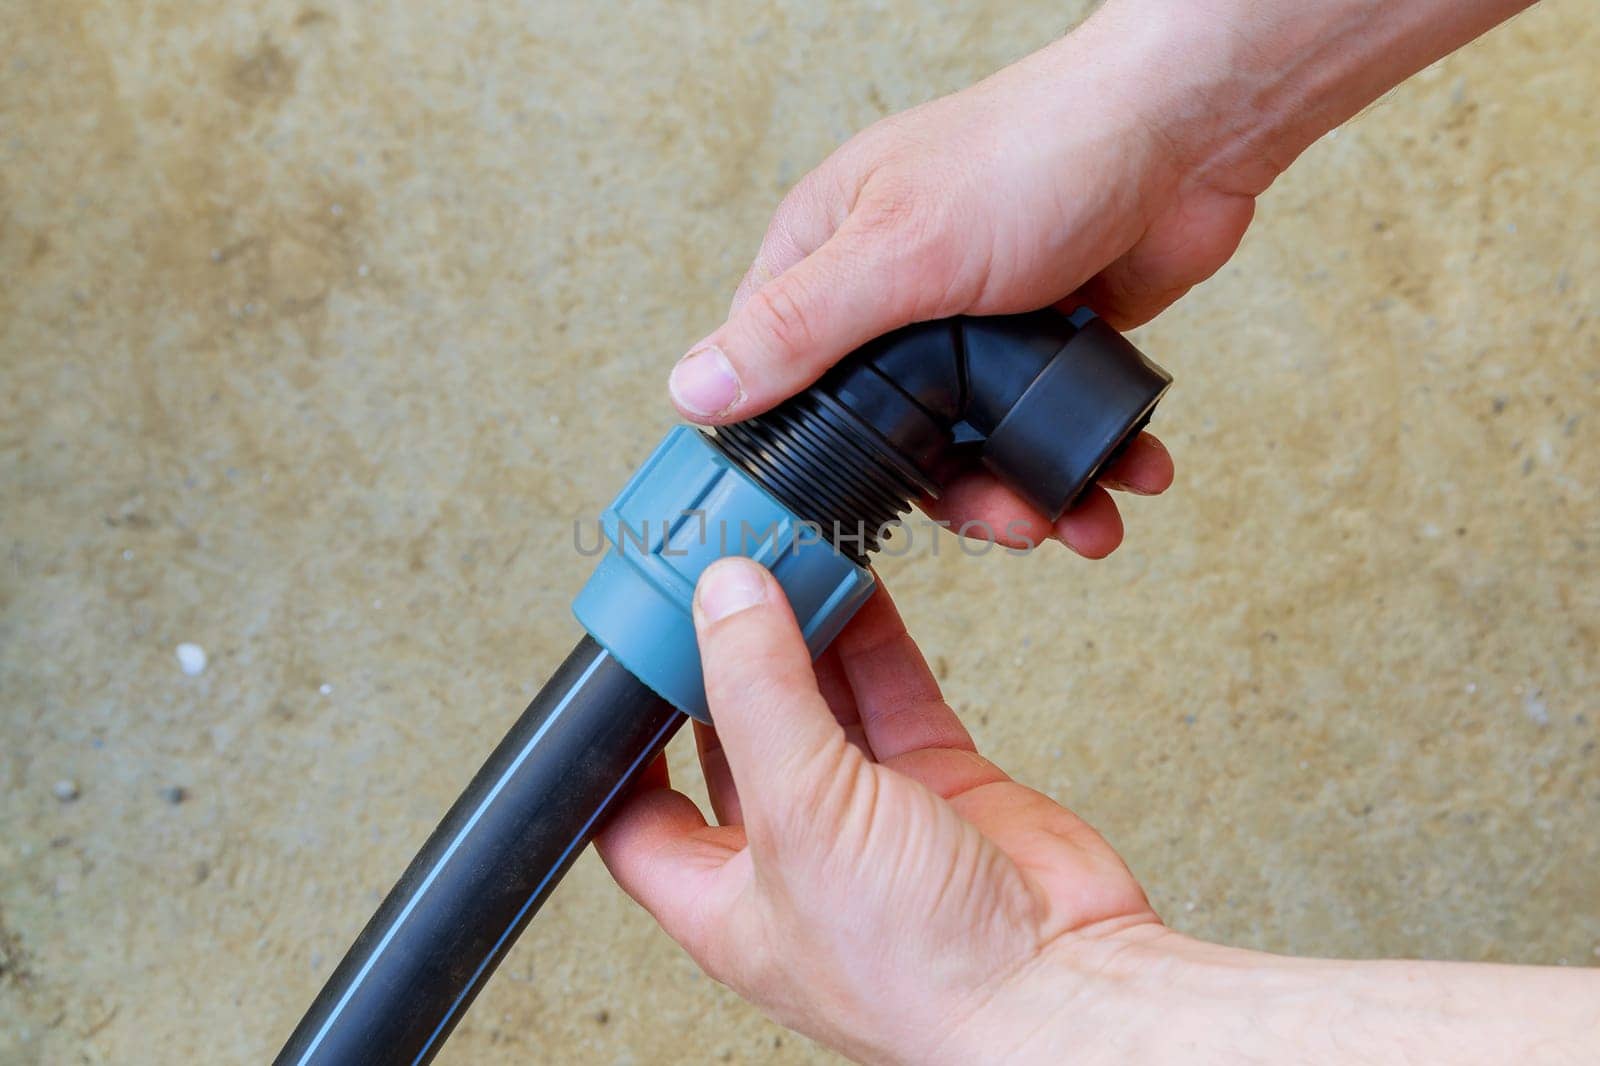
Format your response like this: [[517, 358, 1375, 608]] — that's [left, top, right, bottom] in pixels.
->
[[668, 220, 915, 424], [692, 557, 867, 854]]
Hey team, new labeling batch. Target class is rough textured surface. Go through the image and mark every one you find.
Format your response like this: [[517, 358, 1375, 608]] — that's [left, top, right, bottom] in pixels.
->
[[2, 2, 1596, 1063]]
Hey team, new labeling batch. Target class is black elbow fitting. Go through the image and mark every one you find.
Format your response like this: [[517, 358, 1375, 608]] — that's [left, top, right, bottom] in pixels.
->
[[715, 307, 1171, 557]]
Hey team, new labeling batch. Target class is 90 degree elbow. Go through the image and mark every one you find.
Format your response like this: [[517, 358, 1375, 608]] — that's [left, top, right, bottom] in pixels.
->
[[747, 307, 1172, 527]]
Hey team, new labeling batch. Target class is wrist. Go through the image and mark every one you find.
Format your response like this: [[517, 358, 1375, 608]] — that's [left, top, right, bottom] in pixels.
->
[[932, 924, 1290, 1066], [1020, 1, 1288, 200], [1084, 0, 1538, 196], [951, 924, 1600, 1065]]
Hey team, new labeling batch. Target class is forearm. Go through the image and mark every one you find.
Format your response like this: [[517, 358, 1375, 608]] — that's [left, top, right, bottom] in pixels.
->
[[1283, 953, 1600, 1063], [955, 930, 1600, 1065], [1075, 0, 1539, 194]]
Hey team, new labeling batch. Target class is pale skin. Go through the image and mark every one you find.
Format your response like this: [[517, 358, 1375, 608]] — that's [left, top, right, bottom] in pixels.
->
[[596, 0, 1600, 1061]]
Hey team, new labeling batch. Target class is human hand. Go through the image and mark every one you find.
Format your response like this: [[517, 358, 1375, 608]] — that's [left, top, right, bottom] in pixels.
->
[[595, 557, 1169, 1064], [666, 0, 1537, 559], [665, 6, 1247, 557], [595, 558, 1600, 1065]]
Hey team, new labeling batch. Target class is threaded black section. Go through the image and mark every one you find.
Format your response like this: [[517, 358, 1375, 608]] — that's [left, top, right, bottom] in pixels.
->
[[711, 395, 922, 563]]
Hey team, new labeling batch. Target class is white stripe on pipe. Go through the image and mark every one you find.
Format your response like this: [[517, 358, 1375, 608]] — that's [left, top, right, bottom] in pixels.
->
[[293, 646, 611, 1064]]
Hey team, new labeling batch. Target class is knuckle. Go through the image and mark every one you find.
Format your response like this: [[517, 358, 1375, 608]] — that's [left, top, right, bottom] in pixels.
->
[[852, 171, 921, 234], [852, 166, 962, 262], [774, 169, 830, 230], [707, 663, 803, 725], [760, 190, 814, 259], [761, 742, 864, 850], [745, 277, 819, 357]]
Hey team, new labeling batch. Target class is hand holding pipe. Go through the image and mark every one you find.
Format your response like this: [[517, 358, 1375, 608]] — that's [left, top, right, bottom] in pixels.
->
[[276, 308, 1171, 1065]]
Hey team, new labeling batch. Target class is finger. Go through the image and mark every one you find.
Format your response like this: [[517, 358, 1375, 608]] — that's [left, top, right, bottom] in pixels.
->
[[814, 644, 872, 757], [835, 584, 975, 762], [920, 472, 1127, 560], [920, 474, 1054, 551], [693, 721, 741, 826], [636, 751, 671, 792], [882, 746, 1011, 802], [668, 217, 914, 424], [692, 557, 868, 849], [1069, 192, 1255, 330], [1097, 432, 1174, 496], [695, 644, 864, 828], [594, 784, 744, 949], [1071, 274, 1193, 334], [730, 169, 846, 315], [1054, 484, 1124, 559]]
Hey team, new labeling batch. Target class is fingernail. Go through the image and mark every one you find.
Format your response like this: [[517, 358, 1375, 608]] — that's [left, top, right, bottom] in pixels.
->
[[1099, 477, 1155, 496], [669, 345, 742, 419], [698, 558, 767, 622]]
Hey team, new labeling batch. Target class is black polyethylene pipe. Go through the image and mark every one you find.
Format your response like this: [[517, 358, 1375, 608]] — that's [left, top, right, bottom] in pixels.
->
[[276, 636, 684, 1066]]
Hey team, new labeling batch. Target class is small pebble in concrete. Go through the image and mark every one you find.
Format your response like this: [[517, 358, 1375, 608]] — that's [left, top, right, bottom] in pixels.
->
[[53, 779, 80, 802], [176, 643, 208, 676], [1523, 688, 1550, 726], [162, 786, 188, 805], [319, 683, 333, 695]]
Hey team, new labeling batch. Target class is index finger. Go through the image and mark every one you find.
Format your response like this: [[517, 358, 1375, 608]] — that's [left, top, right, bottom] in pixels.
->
[[833, 583, 976, 763]]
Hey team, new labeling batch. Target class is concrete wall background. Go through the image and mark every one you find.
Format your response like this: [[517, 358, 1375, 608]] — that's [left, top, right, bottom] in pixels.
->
[[3, 1, 1595, 1062]]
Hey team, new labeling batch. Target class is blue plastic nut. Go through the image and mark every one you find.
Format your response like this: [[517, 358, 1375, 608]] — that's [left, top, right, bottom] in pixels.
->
[[572, 426, 876, 722]]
